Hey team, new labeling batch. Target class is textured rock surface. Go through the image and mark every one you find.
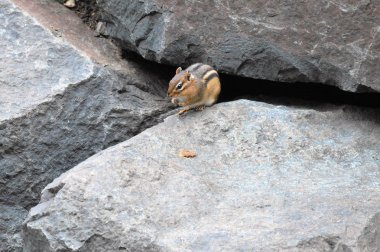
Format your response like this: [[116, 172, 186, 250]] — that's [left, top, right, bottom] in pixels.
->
[[0, 2, 92, 121], [97, 0, 380, 92], [23, 100, 380, 251], [0, 0, 171, 251], [357, 213, 380, 251], [0, 205, 28, 252]]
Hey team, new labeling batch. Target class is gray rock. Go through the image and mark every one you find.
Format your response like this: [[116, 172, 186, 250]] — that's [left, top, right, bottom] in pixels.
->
[[0, 2, 92, 121], [0, 205, 28, 252], [0, 0, 171, 251], [23, 100, 380, 251], [357, 213, 380, 251], [97, 0, 380, 92]]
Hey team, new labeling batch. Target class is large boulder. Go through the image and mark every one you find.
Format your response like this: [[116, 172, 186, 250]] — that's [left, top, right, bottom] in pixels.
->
[[97, 0, 380, 92], [23, 100, 380, 251], [0, 0, 171, 251]]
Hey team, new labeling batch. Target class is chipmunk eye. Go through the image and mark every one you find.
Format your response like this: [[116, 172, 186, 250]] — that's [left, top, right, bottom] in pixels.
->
[[176, 82, 183, 90]]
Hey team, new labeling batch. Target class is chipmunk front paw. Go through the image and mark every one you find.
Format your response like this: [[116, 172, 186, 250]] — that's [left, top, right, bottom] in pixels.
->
[[178, 108, 191, 115]]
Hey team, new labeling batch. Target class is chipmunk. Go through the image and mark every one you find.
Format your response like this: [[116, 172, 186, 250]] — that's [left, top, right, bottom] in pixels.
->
[[167, 63, 221, 115]]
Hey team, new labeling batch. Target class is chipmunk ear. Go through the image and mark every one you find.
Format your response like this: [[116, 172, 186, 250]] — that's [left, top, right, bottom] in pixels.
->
[[184, 71, 191, 81], [176, 67, 182, 75]]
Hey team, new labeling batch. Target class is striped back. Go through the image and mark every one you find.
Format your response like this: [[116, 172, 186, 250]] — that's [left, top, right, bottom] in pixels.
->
[[185, 63, 219, 85]]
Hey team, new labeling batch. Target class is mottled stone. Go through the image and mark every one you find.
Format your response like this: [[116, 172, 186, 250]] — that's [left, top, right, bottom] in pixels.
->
[[0, 205, 28, 252], [357, 213, 380, 251], [23, 100, 380, 251], [0, 0, 92, 121], [97, 0, 380, 92], [0, 0, 170, 251]]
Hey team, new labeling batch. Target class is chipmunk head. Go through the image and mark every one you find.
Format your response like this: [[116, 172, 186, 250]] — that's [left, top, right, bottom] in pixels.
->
[[167, 67, 196, 106]]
